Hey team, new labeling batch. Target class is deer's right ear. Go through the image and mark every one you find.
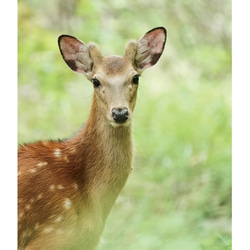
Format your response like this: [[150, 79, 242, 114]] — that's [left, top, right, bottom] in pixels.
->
[[135, 27, 167, 70], [58, 35, 93, 75]]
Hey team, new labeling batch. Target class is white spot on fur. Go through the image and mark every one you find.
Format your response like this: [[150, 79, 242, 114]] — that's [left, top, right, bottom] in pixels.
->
[[64, 198, 71, 210], [37, 162, 48, 167], [55, 216, 63, 222], [73, 183, 78, 190], [50, 185, 55, 191], [25, 204, 31, 210], [57, 185, 64, 190], [43, 227, 54, 233], [37, 194, 42, 200], [54, 149, 62, 157], [29, 168, 36, 173]]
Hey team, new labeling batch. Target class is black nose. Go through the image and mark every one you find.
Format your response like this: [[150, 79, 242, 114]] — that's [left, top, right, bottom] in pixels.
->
[[112, 108, 129, 124]]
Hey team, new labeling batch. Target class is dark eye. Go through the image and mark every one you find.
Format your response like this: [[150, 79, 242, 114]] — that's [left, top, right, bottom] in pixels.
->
[[132, 74, 140, 84], [92, 78, 101, 88]]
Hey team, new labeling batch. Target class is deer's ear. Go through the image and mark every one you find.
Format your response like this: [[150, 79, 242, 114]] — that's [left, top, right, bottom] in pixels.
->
[[58, 35, 93, 75], [135, 27, 167, 70]]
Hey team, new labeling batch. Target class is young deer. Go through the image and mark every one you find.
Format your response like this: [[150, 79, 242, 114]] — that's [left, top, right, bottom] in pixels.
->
[[18, 27, 167, 249]]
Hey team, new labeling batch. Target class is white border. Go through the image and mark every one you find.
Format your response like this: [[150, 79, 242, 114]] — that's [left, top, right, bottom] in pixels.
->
[[0, 1, 17, 249]]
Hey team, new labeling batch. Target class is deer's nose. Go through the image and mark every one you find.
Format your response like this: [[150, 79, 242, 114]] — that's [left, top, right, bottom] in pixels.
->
[[112, 108, 129, 124]]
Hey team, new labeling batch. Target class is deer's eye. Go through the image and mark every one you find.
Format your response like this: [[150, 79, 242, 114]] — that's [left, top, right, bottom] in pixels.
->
[[132, 74, 140, 84], [92, 78, 101, 88]]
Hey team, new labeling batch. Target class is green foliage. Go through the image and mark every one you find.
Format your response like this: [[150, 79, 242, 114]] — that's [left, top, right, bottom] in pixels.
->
[[18, 0, 231, 249]]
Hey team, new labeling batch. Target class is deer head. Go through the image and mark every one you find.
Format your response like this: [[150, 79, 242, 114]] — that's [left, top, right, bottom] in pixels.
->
[[58, 27, 167, 127]]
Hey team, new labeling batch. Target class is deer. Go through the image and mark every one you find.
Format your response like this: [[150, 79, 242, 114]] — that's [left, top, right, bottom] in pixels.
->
[[18, 27, 167, 250]]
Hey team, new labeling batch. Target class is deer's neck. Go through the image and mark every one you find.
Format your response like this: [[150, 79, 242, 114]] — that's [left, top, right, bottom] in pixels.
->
[[68, 95, 133, 217]]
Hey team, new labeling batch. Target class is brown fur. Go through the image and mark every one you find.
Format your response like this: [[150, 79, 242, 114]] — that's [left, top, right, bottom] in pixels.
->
[[18, 96, 133, 249], [18, 27, 166, 249]]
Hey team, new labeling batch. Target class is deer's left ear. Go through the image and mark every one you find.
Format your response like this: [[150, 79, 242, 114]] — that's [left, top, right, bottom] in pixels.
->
[[135, 27, 167, 70]]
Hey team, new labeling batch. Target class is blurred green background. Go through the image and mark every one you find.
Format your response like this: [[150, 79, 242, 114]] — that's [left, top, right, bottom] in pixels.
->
[[18, 0, 231, 249]]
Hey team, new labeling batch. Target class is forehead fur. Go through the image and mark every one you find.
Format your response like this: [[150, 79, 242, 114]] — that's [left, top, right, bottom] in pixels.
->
[[89, 40, 138, 76], [101, 56, 131, 75]]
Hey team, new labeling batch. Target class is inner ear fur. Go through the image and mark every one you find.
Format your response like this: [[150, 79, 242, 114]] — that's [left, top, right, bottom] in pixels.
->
[[58, 35, 93, 75], [135, 27, 167, 70]]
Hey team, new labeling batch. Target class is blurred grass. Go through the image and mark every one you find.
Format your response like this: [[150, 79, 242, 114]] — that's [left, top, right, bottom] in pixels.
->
[[18, 0, 231, 249]]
